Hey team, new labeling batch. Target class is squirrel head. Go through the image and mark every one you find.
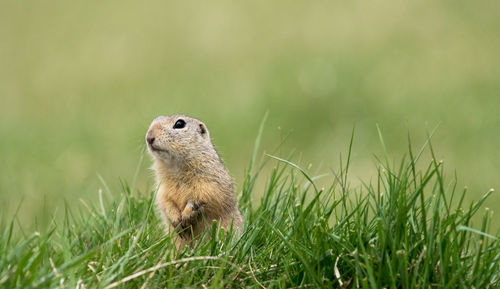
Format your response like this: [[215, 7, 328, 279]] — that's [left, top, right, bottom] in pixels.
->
[[146, 114, 214, 169]]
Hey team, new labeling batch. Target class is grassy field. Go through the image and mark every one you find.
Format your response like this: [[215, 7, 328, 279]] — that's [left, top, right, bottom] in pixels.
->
[[1, 2, 500, 286], [1, 0, 500, 229], [1, 133, 499, 288]]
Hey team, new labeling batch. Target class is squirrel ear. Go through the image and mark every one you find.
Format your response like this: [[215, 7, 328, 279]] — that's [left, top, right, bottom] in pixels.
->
[[198, 124, 207, 136]]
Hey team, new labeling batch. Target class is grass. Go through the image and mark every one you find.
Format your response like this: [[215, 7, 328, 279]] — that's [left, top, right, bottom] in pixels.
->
[[1, 132, 499, 288]]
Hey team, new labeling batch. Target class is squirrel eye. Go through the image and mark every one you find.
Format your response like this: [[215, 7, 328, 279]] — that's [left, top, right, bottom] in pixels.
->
[[173, 119, 186, 129]]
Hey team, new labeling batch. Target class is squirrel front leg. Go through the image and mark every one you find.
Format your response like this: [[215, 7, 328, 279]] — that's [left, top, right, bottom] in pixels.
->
[[160, 199, 182, 229]]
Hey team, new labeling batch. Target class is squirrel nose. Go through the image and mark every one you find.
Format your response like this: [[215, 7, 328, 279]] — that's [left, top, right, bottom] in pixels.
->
[[147, 136, 155, 145]]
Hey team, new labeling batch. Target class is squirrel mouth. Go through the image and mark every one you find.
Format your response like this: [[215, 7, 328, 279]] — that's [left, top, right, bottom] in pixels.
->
[[149, 144, 168, 154]]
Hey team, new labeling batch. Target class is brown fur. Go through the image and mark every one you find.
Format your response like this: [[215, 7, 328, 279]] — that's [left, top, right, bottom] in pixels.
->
[[146, 114, 243, 249]]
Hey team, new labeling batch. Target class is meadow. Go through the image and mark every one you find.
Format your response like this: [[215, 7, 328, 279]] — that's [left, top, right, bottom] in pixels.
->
[[1, 130, 499, 288], [1, 1, 499, 229], [0, 0, 500, 287]]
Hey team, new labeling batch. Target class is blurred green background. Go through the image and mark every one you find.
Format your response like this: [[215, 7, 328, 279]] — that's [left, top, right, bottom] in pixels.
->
[[1, 0, 499, 228]]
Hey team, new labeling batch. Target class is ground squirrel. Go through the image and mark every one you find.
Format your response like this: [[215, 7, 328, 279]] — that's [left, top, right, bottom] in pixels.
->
[[146, 114, 243, 249]]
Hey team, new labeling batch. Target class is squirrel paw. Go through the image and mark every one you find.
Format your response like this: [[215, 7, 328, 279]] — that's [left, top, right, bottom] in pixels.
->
[[177, 200, 202, 239], [180, 200, 205, 227]]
